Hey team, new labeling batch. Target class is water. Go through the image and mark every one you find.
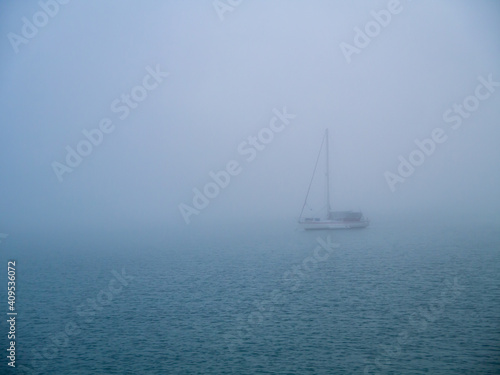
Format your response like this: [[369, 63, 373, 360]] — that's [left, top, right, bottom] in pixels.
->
[[3, 216, 500, 374]]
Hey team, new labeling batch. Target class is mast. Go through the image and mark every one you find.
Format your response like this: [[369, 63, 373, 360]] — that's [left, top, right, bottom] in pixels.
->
[[325, 129, 332, 215], [298, 131, 327, 222]]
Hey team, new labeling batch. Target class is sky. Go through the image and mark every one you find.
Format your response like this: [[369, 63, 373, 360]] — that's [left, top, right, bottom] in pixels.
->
[[1, 0, 499, 237]]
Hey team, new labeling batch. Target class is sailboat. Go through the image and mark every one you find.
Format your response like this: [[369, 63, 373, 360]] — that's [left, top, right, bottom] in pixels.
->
[[298, 129, 369, 230]]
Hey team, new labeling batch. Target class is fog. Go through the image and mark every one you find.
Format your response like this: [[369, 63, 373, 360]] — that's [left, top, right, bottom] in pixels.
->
[[1, 0, 499, 239]]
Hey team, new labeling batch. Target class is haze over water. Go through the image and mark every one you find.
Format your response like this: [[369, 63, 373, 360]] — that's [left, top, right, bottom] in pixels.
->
[[1, 1, 499, 374]]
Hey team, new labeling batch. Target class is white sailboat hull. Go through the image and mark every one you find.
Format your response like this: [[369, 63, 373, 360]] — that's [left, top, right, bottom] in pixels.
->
[[300, 219, 369, 230]]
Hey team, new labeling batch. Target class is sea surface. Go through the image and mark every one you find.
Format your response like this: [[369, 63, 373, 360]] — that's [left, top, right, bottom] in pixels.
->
[[2, 215, 500, 374]]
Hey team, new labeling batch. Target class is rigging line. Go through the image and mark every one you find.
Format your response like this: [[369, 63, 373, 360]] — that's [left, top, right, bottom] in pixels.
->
[[299, 132, 326, 221]]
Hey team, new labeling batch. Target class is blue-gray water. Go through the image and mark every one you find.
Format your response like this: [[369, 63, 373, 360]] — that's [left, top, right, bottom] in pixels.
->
[[3, 216, 500, 374]]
